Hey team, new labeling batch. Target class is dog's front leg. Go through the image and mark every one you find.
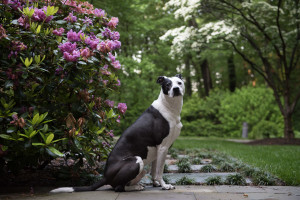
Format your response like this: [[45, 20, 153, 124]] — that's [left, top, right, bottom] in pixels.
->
[[153, 145, 175, 190], [151, 160, 161, 187]]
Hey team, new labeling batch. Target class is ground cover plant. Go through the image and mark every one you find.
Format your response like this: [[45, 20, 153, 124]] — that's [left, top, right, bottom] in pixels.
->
[[177, 157, 192, 173], [175, 176, 196, 185], [173, 137, 300, 185], [0, 0, 125, 175], [205, 176, 222, 185], [225, 174, 247, 186]]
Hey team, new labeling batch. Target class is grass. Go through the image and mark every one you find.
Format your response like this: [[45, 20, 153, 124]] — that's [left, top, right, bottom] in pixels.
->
[[173, 137, 300, 186]]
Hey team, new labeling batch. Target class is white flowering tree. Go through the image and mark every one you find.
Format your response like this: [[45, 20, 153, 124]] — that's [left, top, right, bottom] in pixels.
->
[[162, 0, 300, 139]]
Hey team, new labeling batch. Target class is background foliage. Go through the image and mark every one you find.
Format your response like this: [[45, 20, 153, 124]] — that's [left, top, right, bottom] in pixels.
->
[[93, 0, 299, 138], [181, 86, 283, 138]]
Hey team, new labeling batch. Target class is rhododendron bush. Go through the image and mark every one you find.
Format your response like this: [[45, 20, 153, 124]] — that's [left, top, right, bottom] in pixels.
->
[[0, 0, 126, 172]]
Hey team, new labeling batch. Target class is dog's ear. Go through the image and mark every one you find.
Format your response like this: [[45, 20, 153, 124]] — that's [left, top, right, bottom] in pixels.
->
[[175, 74, 182, 80], [156, 76, 165, 85]]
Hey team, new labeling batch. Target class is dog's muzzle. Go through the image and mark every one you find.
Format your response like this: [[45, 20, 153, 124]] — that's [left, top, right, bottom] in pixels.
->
[[173, 87, 181, 97]]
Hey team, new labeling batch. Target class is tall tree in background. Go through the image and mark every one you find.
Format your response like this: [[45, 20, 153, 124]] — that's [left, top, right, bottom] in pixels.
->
[[163, 0, 300, 139], [160, 1, 214, 97], [93, 0, 182, 131], [228, 53, 236, 92]]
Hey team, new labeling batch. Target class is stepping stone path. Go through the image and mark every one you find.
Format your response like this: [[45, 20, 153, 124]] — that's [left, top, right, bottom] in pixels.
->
[[141, 153, 253, 186]]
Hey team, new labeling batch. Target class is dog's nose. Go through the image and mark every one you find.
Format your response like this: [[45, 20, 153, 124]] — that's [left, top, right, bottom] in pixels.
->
[[173, 87, 180, 96]]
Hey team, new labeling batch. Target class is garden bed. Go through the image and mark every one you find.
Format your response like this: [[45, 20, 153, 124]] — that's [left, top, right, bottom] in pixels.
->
[[246, 138, 300, 145], [140, 148, 284, 186]]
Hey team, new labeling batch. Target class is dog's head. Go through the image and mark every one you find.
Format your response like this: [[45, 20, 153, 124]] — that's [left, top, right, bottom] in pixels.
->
[[157, 74, 185, 98]]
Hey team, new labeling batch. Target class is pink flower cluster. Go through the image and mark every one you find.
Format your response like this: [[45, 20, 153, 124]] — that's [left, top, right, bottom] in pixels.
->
[[58, 42, 80, 62], [115, 79, 121, 87], [111, 60, 121, 69], [101, 65, 111, 76], [67, 29, 84, 42], [80, 48, 92, 61], [85, 36, 100, 50], [94, 8, 106, 18], [64, 0, 95, 14], [5, 0, 24, 11], [107, 17, 119, 30], [83, 16, 93, 26], [53, 28, 65, 36], [64, 13, 77, 23], [32, 6, 53, 23], [105, 100, 114, 108], [102, 28, 120, 41], [17, 17, 29, 29], [8, 41, 27, 58], [98, 40, 121, 53], [117, 103, 127, 114], [0, 25, 7, 39]]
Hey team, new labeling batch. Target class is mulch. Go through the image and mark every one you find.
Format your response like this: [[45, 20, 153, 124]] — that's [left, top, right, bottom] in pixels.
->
[[246, 138, 300, 145]]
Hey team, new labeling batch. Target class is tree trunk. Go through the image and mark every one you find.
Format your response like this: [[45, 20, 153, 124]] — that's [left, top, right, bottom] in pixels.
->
[[192, 59, 205, 97], [283, 112, 294, 139], [201, 59, 213, 96], [228, 54, 236, 92], [184, 54, 192, 97]]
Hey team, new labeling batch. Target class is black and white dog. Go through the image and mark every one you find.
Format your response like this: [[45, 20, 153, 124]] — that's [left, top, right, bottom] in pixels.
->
[[51, 74, 184, 193]]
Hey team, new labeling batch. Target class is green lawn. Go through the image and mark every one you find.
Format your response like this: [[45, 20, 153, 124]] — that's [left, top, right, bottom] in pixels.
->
[[173, 137, 300, 186]]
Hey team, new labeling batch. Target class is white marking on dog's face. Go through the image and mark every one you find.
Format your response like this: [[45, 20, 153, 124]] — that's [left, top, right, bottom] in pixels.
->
[[168, 77, 185, 98]]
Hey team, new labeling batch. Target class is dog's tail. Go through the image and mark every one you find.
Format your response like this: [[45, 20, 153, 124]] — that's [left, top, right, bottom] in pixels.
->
[[50, 178, 107, 193]]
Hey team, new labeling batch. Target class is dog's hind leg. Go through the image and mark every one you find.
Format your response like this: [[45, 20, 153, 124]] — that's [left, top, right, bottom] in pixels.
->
[[110, 156, 143, 192]]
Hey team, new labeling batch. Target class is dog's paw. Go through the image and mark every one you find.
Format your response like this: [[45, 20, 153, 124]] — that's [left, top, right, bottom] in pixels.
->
[[162, 184, 175, 190], [125, 184, 145, 192], [153, 180, 161, 187]]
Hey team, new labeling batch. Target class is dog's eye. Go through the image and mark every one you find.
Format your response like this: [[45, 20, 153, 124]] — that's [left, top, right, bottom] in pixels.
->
[[166, 82, 171, 87], [178, 82, 182, 85]]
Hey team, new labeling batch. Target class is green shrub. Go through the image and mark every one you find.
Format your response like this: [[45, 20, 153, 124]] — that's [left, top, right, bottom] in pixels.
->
[[175, 176, 195, 185], [249, 120, 281, 139], [0, 0, 124, 172], [177, 157, 192, 173], [181, 91, 224, 137], [181, 86, 283, 138], [225, 174, 247, 185], [205, 176, 223, 185], [218, 86, 283, 137]]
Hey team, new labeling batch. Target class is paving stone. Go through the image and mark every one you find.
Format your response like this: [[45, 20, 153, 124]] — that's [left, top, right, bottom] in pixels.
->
[[163, 173, 238, 184], [247, 193, 300, 200], [194, 192, 247, 200], [14, 191, 119, 200], [165, 159, 177, 165], [215, 185, 300, 195], [1, 185, 299, 200], [178, 155, 189, 159], [141, 172, 253, 185], [117, 191, 196, 200], [173, 186, 217, 193]]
